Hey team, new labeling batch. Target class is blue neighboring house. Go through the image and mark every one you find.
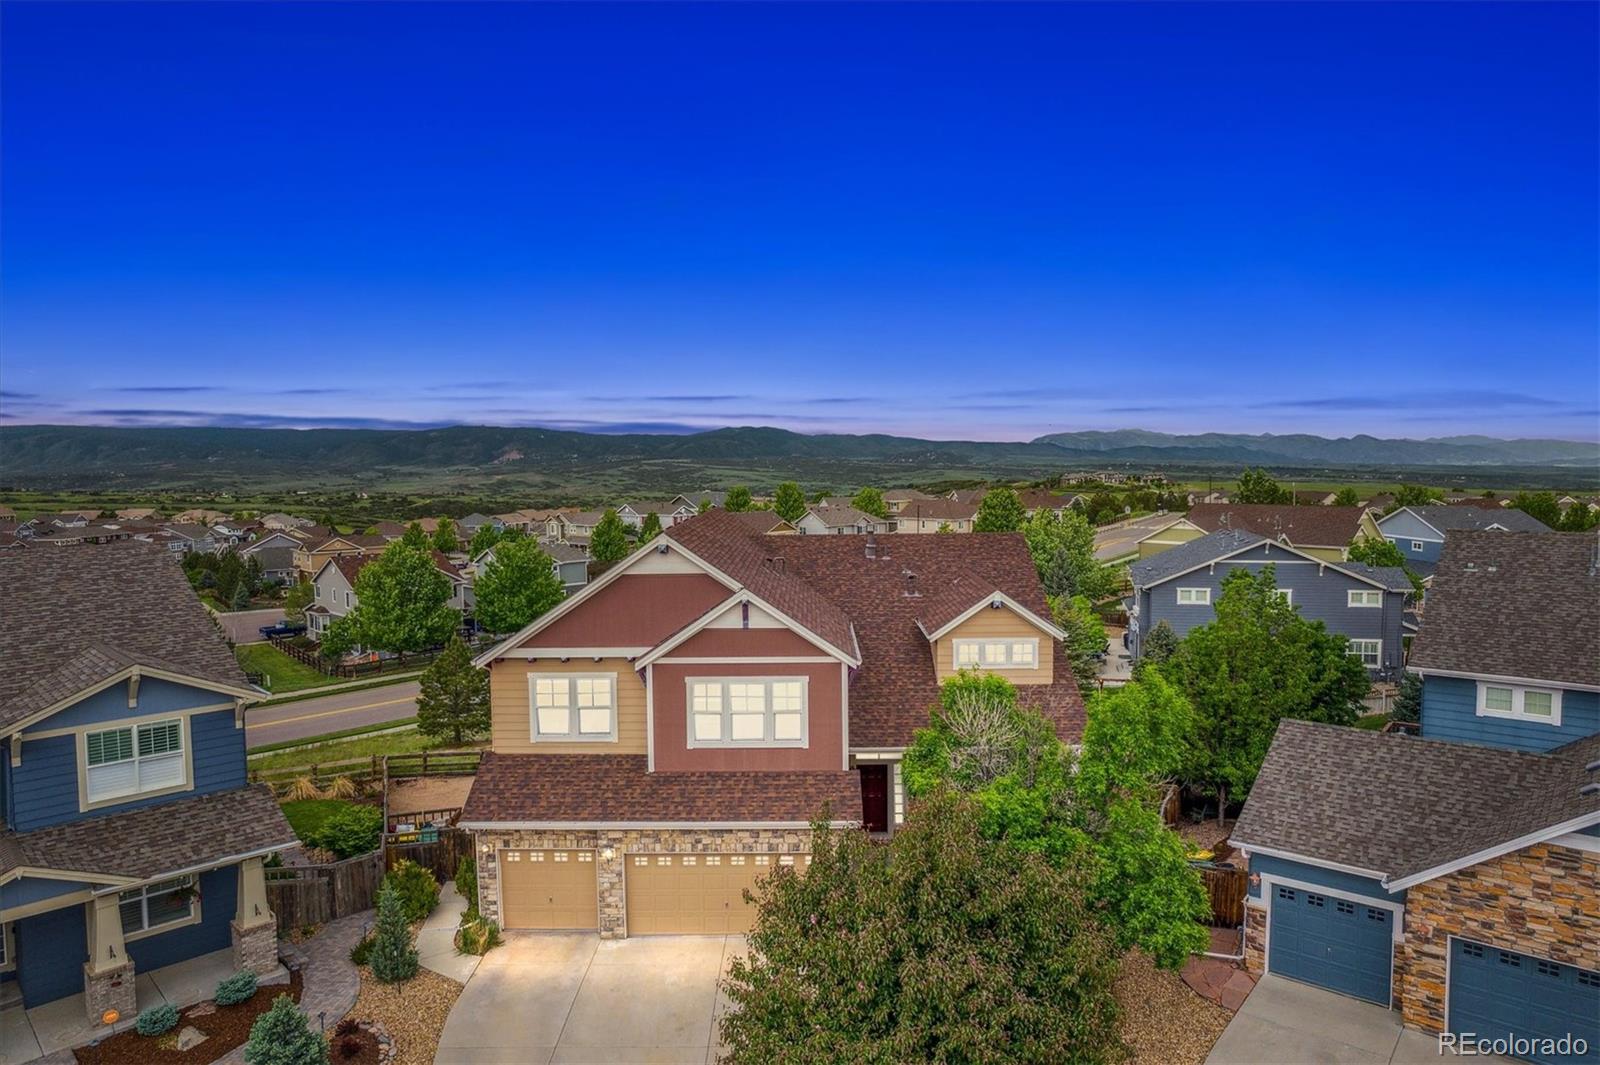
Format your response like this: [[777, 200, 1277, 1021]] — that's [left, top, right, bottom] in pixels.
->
[[1127, 528, 1413, 679], [0, 544, 294, 1029], [1232, 531, 1598, 1060], [1373, 504, 1551, 580]]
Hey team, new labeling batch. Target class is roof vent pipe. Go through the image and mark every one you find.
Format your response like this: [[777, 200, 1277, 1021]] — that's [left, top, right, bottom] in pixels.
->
[[865, 534, 877, 560], [903, 570, 919, 597]]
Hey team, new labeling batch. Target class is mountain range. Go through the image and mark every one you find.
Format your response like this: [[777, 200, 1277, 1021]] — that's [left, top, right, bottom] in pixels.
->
[[0, 424, 1595, 492]]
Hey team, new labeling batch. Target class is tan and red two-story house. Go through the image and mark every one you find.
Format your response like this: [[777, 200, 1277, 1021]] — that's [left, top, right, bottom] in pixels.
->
[[460, 509, 1084, 937]]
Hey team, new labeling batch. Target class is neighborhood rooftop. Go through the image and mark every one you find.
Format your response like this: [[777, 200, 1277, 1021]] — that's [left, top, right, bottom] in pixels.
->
[[1184, 502, 1371, 547], [1399, 505, 1554, 533], [1129, 527, 1411, 591]]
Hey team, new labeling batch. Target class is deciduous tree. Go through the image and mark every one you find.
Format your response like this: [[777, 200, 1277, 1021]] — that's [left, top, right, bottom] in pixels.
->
[[473, 537, 565, 634], [1346, 536, 1424, 593], [772, 481, 807, 524], [850, 486, 888, 519], [432, 517, 460, 554], [1332, 486, 1361, 507], [1509, 491, 1562, 528], [1234, 467, 1292, 504], [281, 580, 313, 623], [589, 509, 630, 565], [468, 522, 501, 558], [637, 511, 662, 541], [401, 521, 429, 549], [974, 485, 1026, 531], [1392, 483, 1439, 508], [723, 486, 753, 512], [345, 542, 457, 653], [1025, 508, 1114, 600], [1051, 594, 1107, 692]]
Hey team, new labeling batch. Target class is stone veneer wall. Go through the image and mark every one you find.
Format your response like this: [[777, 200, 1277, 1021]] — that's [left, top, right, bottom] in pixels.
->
[[473, 827, 813, 937], [1243, 902, 1267, 975], [1395, 843, 1599, 1032]]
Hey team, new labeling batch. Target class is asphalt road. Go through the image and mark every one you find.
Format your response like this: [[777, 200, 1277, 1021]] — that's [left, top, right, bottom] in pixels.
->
[[245, 680, 420, 748], [216, 607, 287, 644], [1092, 511, 1182, 563]]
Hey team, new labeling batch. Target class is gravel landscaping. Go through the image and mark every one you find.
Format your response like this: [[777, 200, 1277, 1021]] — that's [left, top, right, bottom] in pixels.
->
[[346, 966, 464, 1065], [1116, 949, 1232, 1065]]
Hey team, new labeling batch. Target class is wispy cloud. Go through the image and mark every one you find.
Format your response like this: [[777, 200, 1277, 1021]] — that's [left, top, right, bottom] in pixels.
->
[[80, 408, 458, 430], [0, 390, 39, 400], [273, 387, 358, 396], [1252, 390, 1564, 411], [514, 419, 708, 434], [109, 386, 223, 394]]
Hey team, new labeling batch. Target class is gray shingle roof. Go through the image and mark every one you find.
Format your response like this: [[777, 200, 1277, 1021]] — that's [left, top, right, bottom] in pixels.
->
[[0, 543, 251, 730], [1129, 528, 1411, 591], [1400, 505, 1553, 534], [1233, 720, 1600, 886], [1410, 531, 1599, 688]]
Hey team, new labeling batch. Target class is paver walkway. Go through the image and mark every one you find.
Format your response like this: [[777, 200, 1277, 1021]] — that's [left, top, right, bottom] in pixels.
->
[[1180, 927, 1256, 1012]]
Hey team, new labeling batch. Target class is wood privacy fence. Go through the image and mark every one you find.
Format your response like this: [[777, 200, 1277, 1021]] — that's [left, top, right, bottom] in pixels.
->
[[385, 828, 472, 883], [265, 852, 383, 934], [1194, 863, 1249, 927], [385, 750, 482, 779]]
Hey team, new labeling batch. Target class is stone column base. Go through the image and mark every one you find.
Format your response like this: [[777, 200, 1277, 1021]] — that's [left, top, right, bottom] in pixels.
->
[[1243, 903, 1267, 974], [83, 961, 137, 1027], [231, 918, 280, 976]]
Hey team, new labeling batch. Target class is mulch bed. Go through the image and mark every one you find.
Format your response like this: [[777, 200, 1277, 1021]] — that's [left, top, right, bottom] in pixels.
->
[[74, 969, 303, 1065]]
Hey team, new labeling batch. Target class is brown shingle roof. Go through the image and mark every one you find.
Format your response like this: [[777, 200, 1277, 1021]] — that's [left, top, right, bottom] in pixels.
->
[[1185, 503, 1367, 548], [0, 543, 251, 730], [724, 511, 796, 535], [460, 753, 862, 825], [0, 785, 295, 880], [896, 499, 979, 522], [1233, 721, 1599, 884], [1409, 530, 1598, 688]]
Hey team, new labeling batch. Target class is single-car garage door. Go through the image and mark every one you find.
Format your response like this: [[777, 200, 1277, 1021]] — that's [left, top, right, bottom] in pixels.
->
[[1267, 885, 1393, 1006], [1449, 940, 1599, 1065], [626, 853, 806, 934], [499, 849, 598, 930]]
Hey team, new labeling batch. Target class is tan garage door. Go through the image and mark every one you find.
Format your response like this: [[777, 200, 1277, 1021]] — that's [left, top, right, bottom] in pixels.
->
[[499, 849, 598, 930], [626, 853, 808, 934]]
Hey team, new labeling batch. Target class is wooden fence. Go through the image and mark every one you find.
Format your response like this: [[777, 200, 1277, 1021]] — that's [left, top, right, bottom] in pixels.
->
[[1194, 864, 1248, 927], [386, 750, 482, 779], [267, 634, 496, 679], [250, 756, 386, 793], [385, 828, 472, 882], [265, 851, 383, 934]]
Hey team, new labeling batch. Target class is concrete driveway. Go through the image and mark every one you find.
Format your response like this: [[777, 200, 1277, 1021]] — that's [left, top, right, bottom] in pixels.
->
[[213, 606, 286, 644], [1206, 975, 1515, 1064], [435, 932, 741, 1064]]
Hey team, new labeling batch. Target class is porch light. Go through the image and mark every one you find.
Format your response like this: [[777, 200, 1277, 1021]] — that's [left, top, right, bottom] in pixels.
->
[[1249, 873, 1260, 887], [601, 847, 616, 861], [102, 1010, 121, 1026]]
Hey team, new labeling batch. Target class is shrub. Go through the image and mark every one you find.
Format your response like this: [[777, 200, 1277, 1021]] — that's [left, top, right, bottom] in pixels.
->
[[323, 775, 358, 799], [454, 856, 478, 918], [214, 969, 258, 1006], [135, 1003, 179, 1037], [454, 914, 502, 956], [334, 1018, 361, 1038], [283, 776, 322, 802], [349, 934, 373, 966], [382, 859, 439, 923], [335, 1034, 366, 1061], [244, 993, 329, 1065], [368, 882, 418, 984], [307, 804, 382, 859]]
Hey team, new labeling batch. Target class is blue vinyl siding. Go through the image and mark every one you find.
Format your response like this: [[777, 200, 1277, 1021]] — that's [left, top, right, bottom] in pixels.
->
[[8, 708, 245, 832], [1248, 853, 1403, 903], [1, 876, 94, 912], [124, 865, 236, 972], [1375, 510, 1444, 565], [21, 677, 232, 735], [16, 904, 87, 1008], [1420, 676, 1599, 753]]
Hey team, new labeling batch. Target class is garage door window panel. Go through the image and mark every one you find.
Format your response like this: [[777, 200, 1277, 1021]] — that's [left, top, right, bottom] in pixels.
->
[[530, 673, 617, 741], [687, 677, 809, 747]]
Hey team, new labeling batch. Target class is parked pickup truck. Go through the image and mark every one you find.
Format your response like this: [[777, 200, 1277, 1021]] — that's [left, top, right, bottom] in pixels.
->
[[258, 622, 307, 639]]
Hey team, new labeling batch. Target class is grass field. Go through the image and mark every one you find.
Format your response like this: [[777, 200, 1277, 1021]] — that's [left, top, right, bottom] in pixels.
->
[[235, 643, 341, 694], [248, 727, 483, 774], [279, 798, 366, 841]]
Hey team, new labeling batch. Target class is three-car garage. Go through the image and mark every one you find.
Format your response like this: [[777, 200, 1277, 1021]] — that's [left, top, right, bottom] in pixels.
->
[[1447, 939, 1599, 1065]]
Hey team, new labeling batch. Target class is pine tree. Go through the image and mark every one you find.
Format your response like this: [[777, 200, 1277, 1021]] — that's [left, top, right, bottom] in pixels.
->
[[432, 516, 460, 553], [369, 882, 419, 984], [416, 637, 491, 745], [589, 510, 630, 565], [243, 994, 329, 1065], [638, 511, 663, 542], [401, 521, 430, 549]]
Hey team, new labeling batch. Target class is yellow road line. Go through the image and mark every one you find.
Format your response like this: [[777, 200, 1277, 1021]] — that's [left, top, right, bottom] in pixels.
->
[[249, 696, 415, 730]]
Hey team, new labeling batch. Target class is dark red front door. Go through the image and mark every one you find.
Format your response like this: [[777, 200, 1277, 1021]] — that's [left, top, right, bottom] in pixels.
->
[[859, 765, 889, 833]]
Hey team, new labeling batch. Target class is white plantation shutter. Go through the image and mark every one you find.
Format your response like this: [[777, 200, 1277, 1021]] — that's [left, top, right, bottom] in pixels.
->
[[88, 760, 138, 803]]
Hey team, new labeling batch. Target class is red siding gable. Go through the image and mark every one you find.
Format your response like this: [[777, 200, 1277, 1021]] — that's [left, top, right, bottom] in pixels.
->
[[521, 573, 729, 649]]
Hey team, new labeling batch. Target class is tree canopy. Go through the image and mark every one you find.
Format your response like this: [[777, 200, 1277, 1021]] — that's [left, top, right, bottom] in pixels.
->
[[724, 486, 753, 512], [473, 536, 565, 635], [1392, 483, 1439, 508], [401, 521, 429, 549], [772, 481, 807, 523], [432, 517, 460, 554], [342, 542, 458, 653], [468, 522, 501, 558], [1234, 468, 1292, 505], [1509, 491, 1562, 528], [1052, 594, 1107, 693], [1346, 536, 1424, 593], [850, 486, 888, 519], [1024, 507, 1114, 600], [1332, 487, 1361, 507], [637, 511, 662, 542], [415, 637, 491, 745], [974, 486, 1026, 532], [589, 509, 630, 565]]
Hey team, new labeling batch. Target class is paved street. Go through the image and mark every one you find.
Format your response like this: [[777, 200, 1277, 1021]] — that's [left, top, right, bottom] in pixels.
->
[[1093, 511, 1182, 563], [245, 680, 419, 747], [214, 606, 286, 644]]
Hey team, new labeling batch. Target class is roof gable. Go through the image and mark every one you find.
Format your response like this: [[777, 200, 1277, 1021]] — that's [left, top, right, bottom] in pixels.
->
[[1185, 503, 1367, 547]]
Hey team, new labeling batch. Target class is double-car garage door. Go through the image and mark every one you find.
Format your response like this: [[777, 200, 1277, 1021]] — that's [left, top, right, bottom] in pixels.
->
[[498, 849, 807, 934], [1448, 940, 1599, 1065]]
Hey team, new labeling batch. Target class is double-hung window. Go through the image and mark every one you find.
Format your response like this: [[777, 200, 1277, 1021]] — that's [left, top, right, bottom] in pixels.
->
[[119, 876, 196, 937], [529, 674, 617, 741], [84, 719, 186, 804], [688, 678, 807, 747], [1410, 541, 1425, 553], [952, 638, 1038, 670], [1347, 639, 1382, 669], [1275, 589, 1293, 606], [1476, 682, 1561, 725], [1348, 590, 1384, 608], [1176, 587, 1211, 606]]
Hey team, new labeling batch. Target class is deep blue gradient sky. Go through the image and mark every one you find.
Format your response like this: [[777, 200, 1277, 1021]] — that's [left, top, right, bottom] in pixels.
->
[[2, 2, 1596, 441]]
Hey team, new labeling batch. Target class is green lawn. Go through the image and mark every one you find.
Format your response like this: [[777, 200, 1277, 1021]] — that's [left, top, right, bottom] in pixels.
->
[[249, 726, 483, 774], [280, 798, 365, 842], [1354, 713, 1391, 731], [235, 642, 339, 693]]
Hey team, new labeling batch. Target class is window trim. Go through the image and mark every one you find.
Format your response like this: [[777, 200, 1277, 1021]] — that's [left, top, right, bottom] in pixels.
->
[[118, 875, 201, 941], [1475, 681, 1562, 727], [1410, 540, 1425, 553], [685, 675, 810, 749], [1276, 589, 1293, 606], [1347, 638, 1382, 669], [1176, 587, 1211, 606], [0, 922, 12, 972], [527, 672, 619, 743], [950, 637, 1040, 671], [78, 715, 193, 811], [1348, 589, 1384, 608]]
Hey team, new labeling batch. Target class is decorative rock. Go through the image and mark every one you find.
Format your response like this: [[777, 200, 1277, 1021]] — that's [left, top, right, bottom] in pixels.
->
[[174, 1025, 210, 1051], [188, 1002, 218, 1017]]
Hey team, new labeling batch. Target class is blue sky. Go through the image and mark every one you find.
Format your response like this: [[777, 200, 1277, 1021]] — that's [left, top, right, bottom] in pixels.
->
[[2, 2, 1596, 441]]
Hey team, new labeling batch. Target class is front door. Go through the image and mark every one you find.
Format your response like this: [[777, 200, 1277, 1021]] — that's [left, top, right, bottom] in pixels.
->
[[859, 765, 889, 833]]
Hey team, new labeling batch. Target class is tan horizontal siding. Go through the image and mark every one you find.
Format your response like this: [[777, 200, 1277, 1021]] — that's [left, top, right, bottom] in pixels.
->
[[491, 658, 647, 754], [934, 607, 1053, 684]]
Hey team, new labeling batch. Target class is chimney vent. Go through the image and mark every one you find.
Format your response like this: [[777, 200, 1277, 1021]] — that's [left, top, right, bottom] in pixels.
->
[[766, 555, 785, 574], [902, 569, 919, 597], [865, 534, 877, 560]]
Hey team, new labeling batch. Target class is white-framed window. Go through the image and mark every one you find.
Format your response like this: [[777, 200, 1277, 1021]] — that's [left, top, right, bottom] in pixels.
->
[[529, 673, 617, 741], [687, 678, 808, 747], [952, 638, 1039, 670], [84, 719, 186, 804], [1476, 682, 1562, 726], [1347, 639, 1382, 669], [344, 591, 351, 607], [1275, 589, 1293, 605], [118, 876, 196, 938], [1348, 589, 1384, 608], [1410, 540, 1425, 553], [1176, 587, 1211, 605], [0, 922, 12, 972]]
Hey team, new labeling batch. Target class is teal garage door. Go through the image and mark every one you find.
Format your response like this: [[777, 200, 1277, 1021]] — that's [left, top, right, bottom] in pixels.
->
[[1449, 940, 1599, 1065], [1267, 885, 1393, 1005]]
